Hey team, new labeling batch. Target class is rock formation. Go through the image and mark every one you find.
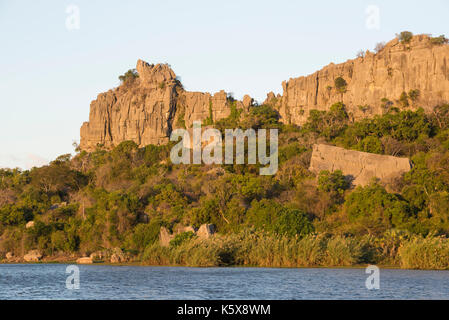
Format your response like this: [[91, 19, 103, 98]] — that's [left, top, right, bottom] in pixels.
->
[[267, 35, 449, 125], [76, 257, 93, 264], [23, 250, 42, 262], [309, 144, 412, 186], [80, 60, 248, 151], [159, 224, 216, 246], [80, 35, 449, 151]]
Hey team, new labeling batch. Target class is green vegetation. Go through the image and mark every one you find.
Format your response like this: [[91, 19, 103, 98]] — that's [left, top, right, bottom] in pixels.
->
[[119, 69, 139, 84], [430, 35, 449, 46], [397, 31, 413, 44], [2, 101, 449, 269], [334, 77, 347, 93]]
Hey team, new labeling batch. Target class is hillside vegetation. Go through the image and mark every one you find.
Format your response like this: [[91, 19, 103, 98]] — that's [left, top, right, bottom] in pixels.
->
[[2, 99, 449, 269]]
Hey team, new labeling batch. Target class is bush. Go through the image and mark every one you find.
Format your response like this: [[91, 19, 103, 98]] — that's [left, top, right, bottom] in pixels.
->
[[399, 91, 409, 108], [399, 235, 449, 269], [119, 69, 139, 84], [246, 199, 313, 238], [344, 183, 415, 235], [334, 77, 347, 93], [130, 220, 162, 250], [318, 170, 349, 195], [357, 136, 383, 154], [430, 35, 448, 46], [408, 89, 420, 102], [397, 31, 413, 43], [374, 42, 386, 53], [170, 231, 196, 247]]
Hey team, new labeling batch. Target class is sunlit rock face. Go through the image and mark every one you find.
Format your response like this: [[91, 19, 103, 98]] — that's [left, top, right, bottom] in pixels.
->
[[80, 60, 245, 151], [81, 35, 449, 151], [309, 144, 412, 186], [266, 35, 449, 125]]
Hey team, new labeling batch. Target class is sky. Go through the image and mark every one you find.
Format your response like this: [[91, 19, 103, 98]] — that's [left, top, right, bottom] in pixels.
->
[[0, 0, 448, 169]]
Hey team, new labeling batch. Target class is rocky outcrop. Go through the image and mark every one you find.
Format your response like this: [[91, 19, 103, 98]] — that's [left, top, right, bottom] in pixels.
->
[[23, 250, 42, 262], [81, 35, 449, 150], [80, 60, 249, 151], [159, 227, 175, 247], [76, 257, 93, 264], [159, 224, 216, 246], [108, 248, 130, 263], [309, 144, 412, 186], [25, 221, 35, 229], [268, 35, 449, 125], [196, 224, 215, 239]]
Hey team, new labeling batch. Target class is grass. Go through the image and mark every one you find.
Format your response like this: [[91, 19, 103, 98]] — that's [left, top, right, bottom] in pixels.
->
[[141, 230, 449, 270]]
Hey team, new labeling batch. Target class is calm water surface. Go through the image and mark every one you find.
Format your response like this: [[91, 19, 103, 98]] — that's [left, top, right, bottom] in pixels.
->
[[0, 264, 448, 299]]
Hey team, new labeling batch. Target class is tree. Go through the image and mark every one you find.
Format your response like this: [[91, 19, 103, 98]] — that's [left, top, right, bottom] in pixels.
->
[[397, 31, 413, 44], [334, 77, 347, 93], [408, 89, 420, 103], [344, 182, 415, 235], [399, 92, 409, 108], [119, 69, 139, 84], [374, 42, 386, 53], [246, 199, 313, 238], [357, 136, 383, 154], [318, 170, 350, 195], [430, 35, 449, 45], [304, 102, 349, 140]]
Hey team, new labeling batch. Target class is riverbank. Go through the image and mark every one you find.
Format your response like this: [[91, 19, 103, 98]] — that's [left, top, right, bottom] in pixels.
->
[[3, 230, 449, 270]]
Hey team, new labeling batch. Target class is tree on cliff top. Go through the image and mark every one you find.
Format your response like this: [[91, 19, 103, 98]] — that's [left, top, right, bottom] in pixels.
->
[[397, 31, 413, 44], [119, 69, 139, 84]]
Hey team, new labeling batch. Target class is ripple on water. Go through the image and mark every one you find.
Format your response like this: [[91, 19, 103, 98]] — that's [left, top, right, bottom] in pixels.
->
[[0, 264, 448, 299]]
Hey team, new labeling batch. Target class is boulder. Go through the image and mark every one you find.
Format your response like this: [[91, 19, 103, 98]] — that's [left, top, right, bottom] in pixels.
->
[[76, 257, 93, 264], [5, 252, 14, 260], [160, 227, 174, 247], [109, 248, 128, 263], [90, 251, 105, 261], [309, 144, 412, 186], [23, 250, 42, 262], [197, 224, 216, 239], [25, 221, 35, 229], [242, 94, 253, 110]]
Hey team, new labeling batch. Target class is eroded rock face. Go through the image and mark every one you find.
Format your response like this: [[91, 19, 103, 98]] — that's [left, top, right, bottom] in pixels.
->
[[80, 60, 240, 151], [80, 36, 449, 150], [309, 144, 412, 186], [272, 35, 449, 125]]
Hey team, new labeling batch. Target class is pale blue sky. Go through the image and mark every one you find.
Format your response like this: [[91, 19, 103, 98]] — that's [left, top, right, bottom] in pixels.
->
[[1, 0, 448, 169]]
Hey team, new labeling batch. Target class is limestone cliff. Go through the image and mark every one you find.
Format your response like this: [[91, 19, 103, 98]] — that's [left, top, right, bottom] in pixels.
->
[[309, 144, 412, 186], [81, 35, 449, 151], [266, 34, 449, 125], [80, 60, 250, 151]]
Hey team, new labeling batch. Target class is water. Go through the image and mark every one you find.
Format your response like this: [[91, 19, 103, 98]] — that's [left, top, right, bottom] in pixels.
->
[[0, 264, 448, 299]]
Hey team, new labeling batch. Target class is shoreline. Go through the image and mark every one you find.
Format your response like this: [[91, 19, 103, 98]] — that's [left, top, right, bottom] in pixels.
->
[[0, 261, 426, 271]]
